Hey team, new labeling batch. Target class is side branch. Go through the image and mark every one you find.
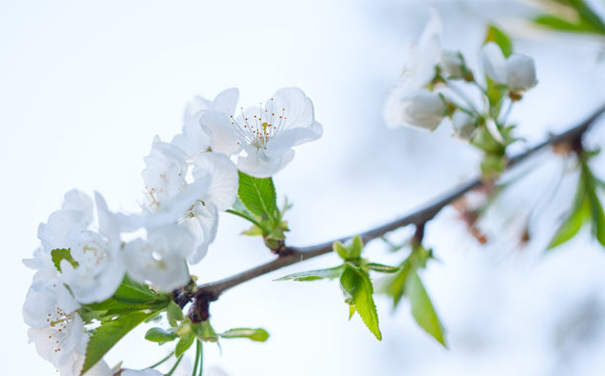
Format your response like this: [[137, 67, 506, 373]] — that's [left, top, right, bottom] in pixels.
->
[[194, 105, 605, 303]]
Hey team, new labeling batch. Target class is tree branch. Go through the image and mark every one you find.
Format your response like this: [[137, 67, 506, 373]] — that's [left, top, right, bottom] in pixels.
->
[[191, 105, 605, 309]]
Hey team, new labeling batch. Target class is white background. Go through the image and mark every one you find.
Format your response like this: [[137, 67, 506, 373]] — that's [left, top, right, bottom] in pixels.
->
[[1, 0, 605, 375]]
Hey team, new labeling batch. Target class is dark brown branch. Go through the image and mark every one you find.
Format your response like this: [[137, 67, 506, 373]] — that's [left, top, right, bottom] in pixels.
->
[[192, 105, 605, 307]]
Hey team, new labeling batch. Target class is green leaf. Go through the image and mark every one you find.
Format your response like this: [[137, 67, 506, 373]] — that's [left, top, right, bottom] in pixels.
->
[[340, 265, 382, 340], [192, 321, 219, 342], [547, 196, 591, 250], [384, 261, 412, 308], [81, 311, 155, 375], [145, 327, 178, 343], [167, 301, 184, 327], [50, 248, 78, 272], [275, 265, 344, 281], [484, 24, 513, 57], [113, 276, 170, 305], [365, 263, 400, 274], [220, 328, 270, 342], [533, 14, 595, 33], [406, 273, 447, 347], [333, 241, 350, 260], [237, 171, 277, 220], [175, 332, 196, 358], [586, 181, 605, 247]]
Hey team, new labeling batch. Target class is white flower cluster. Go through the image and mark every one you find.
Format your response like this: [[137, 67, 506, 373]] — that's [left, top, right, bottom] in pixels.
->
[[23, 87, 322, 375], [384, 10, 537, 141]]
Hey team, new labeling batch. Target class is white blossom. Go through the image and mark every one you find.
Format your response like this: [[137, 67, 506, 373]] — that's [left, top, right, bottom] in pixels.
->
[[384, 89, 447, 131], [123, 224, 194, 291], [23, 280, 85, 371], [199, 87, 323, 178], [35, 190, 125, 304], [481, 42, 537, 93], [172, 88, 241, 157], [400, 8, 442, 89]]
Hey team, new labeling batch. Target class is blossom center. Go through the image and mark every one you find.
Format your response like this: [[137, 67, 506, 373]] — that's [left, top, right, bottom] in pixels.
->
[[230, 98, 288, 150]]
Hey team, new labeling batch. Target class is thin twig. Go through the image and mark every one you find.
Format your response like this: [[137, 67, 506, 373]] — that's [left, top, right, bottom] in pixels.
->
[[193, 105, 605, 305]]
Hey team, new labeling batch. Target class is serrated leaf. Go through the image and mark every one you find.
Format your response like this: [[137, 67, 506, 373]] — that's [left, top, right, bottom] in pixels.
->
[[51, 248, 78, 272], [220, 328, 270, 342], [167, 301, 184, 327], [484, 24, 513, 57], [81, 311, 154, 375], [406, 273, 446, 347], [175, 332, 196, 358], [145, 327, 178, 343], [237, 171, 277, 219], [340, 265, 382, 340], [192, 321, 218, 342], [275, 265, 344, 281], [365, 263, 400, 274]]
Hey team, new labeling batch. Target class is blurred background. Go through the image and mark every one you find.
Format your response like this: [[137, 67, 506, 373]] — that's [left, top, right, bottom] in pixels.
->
[[1, 0, 605, 375]]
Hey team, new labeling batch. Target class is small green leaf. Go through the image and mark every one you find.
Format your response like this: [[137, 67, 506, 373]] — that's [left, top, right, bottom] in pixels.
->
[[340, 265, 382, 341], [167, 301, 184, 327], [406, 273, 446, 347], [350, 236, 364, 259], [81, 311, 155, 375], [145, 327, 178, 343], [484, 24, 513, 57], [333, 241, 350, 260], [51, 248, 78, 272], [192, 321, 219, 342], [333, 236, 364, 261], [237, 171, 277, 220], [241, 224, 264, 236], [275, 265, 344, 281], [365, 263, 400, 274], [175, 332, 196, 358], [220, 328, 270, 342]]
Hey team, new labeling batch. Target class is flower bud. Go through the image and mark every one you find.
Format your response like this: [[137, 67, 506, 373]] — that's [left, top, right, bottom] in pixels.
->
[[482, 42, 537, 94], [440, 50, 465, 79], [451, 110, 477, 141]]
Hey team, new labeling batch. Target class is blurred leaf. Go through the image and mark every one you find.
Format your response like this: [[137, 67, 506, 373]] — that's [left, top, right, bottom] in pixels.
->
[[275, 265, 344, 281], [175, 332, 196, 358], [384, 260, 412, 308], [406, 273, 447, 347], [220, 328, 270, 342], [484, 24, 513, 57], [50, 248, 77, 272], [237, 171, 277, 220], [340, 265, 382, 340], [365, 263, 400, 274], [145, 327, 178, 343], [81, 311, 154, 375], [192, 321, 219, 342], [547, 196, 591, 249], [533, 14, 595, 33]]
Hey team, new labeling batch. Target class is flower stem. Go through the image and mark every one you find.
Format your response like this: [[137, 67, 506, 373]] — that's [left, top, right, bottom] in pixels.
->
[[148, 351, 175, 369], [166, 355, 184, 376]]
